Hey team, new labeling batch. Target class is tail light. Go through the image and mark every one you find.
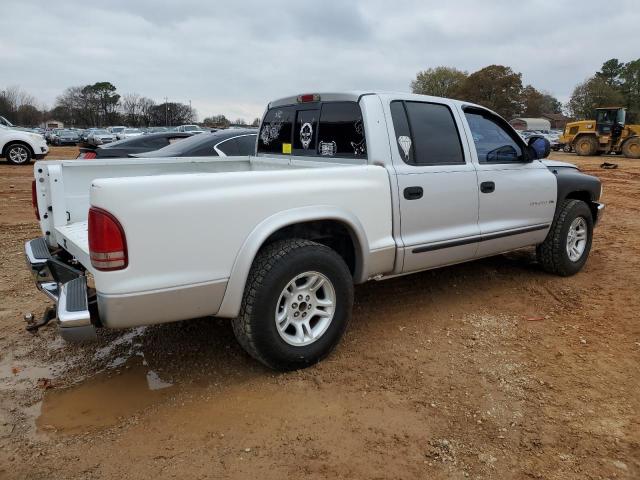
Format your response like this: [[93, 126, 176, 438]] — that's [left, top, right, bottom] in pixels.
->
[[88, 207, 128, 271], [31, 179, 40, 220], [83, 151, 97, 159]]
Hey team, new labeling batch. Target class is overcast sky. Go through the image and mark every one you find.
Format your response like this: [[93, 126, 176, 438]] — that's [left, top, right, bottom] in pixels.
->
[[1, 0, 639, 121]]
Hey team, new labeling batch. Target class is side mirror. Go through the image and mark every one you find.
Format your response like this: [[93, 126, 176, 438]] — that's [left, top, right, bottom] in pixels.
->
[[527, 135, 550, 160]]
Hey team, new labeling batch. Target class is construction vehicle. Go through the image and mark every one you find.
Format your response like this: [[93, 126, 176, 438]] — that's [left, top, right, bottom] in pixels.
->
[[559, 107, 640, 158]]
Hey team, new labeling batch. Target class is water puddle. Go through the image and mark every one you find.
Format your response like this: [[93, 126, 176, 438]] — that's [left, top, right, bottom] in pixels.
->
[[37, 358, 174, 434]]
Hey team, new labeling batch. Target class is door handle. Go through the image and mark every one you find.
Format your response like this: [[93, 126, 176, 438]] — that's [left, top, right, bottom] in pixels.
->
[[480, 181, 495, 193], [404, 186, 423, 200]]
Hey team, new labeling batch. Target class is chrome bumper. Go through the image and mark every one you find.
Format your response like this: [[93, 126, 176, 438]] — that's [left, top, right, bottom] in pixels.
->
[[24, 238, 96, 342]]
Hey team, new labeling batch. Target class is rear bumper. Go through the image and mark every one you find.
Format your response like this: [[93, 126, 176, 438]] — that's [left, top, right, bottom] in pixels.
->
[[25, 238, 96, 342]]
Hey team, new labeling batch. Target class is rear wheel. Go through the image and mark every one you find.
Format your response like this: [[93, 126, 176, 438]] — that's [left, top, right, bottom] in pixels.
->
[[622, 137, 640, 159], [574, 136, 598, 156], [5, 143, 32, 165], [232, 238, 353, 371], [536, 199, 593, 276]]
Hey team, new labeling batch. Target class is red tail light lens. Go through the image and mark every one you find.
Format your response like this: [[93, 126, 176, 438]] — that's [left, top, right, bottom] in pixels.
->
[[32, 179, 40, 220], [88, 207, 128, 271], [83, 151, 97, 159]]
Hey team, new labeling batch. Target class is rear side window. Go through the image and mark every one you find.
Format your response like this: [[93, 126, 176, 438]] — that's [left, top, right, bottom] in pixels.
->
[[215, 135, 256, 156], [142, 136, 170, 149], [258, 107, 294, 154], [237, 134, 257, 154], [390, 101, 464, 165], [317, 103, 366, 158]]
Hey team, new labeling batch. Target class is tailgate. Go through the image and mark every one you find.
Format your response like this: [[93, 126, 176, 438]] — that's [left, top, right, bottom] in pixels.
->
[[55, 221, 90, 269]]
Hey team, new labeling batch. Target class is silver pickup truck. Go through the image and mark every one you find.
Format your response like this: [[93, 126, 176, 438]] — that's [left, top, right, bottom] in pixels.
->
[[25, 92, 604, 371]]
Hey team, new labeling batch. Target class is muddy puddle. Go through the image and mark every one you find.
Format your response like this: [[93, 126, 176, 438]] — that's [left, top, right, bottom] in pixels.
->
[[37, 358, 174, 433]]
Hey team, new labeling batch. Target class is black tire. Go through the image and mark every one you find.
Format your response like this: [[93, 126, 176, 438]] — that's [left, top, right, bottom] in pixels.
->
[[574, 136, 598, 156], [622, 137, 640, 159], [232, 238, 354, 371], [536, 200, 593, 276], [562, 144, 572, 153], [4, 142, 32, 165]]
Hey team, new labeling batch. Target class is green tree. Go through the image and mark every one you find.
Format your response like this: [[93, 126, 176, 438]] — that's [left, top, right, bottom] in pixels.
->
[[410, 66, 468, 98], [82, 82, 120, 125], [455, 65, 523, 119], [567, 76, 625, 119], [521, 86, 563, 116], [596, 58, 624, 87], [620, 59, 640, 123]]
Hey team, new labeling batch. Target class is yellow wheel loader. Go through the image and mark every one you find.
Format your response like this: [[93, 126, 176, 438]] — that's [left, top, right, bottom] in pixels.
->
[[559, 107, 640, 158]]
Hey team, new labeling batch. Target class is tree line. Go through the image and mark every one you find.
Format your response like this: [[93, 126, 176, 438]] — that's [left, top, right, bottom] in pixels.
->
[[4, 59, 638, 128], [411, 58, 640, 123], [0, 81, 255, 128]]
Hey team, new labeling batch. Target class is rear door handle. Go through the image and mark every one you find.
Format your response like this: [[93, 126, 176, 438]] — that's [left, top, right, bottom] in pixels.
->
[[480, 181, 495, 193], [404, 186, 423, 200]]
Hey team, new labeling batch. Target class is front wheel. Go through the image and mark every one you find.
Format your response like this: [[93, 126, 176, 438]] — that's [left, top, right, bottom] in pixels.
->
[[232, 239, 354, 371], [563, 144, 572, 153], [5, 143, 32, 165], [574, 136, 598, 156], [536, 199, 593, 276]]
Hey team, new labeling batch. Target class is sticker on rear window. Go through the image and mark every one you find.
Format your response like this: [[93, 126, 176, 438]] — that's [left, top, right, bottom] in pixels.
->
[[319, 141, 337, 156], [282, 143, 292, 154], [300, 123, 313, 150]]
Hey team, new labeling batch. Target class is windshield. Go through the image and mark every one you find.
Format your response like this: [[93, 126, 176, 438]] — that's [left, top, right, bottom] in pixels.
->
[[111, 127, 125, 132], [184, 125, 200, 131], [125, 128, 141, 133], [93, 129, 110, 135]]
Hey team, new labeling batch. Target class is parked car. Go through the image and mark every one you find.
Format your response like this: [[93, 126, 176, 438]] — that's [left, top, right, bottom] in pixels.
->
[[86, 129, 116, 146], [116, 128, 144, 140], [108, 126, 126, 137], [77, 132, 193, 159], [25, 92, 604, 372], [130, 129, 256, 158], [53, 129, 80, 146], [45, 128, 63, 144], [176, 124, 204, 134], [0, 123, 48, 165]]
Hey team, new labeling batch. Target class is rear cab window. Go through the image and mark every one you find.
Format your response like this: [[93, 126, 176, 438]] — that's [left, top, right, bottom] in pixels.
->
[[390, 100, 465, 165], [258, 100, 366, 159]]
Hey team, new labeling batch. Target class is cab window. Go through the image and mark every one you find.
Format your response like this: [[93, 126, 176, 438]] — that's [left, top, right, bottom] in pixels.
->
[[257, 106, 294, 154], [464, 109, 525, 163], [316, 102, 366, 158], [390, 100, 464, 165]]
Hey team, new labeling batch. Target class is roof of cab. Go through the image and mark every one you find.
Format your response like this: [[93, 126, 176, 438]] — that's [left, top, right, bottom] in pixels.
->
[[268, 91, 486, 112]]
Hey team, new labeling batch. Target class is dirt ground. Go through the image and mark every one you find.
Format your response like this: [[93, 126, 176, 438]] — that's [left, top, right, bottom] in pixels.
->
[[0, 147, 638, 479]]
